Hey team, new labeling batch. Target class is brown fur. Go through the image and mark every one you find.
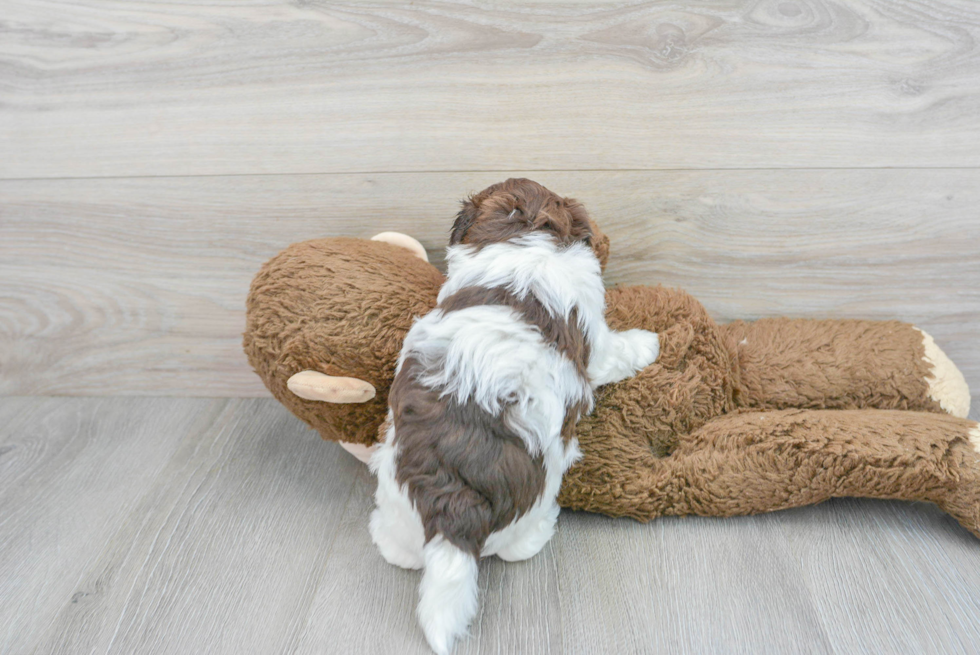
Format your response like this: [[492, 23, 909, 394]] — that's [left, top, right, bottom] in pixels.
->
[[389, 359, 547, 557], [243, 190, 980, 540], [721, 318, 943, 412], [450, 178, 597, 256]]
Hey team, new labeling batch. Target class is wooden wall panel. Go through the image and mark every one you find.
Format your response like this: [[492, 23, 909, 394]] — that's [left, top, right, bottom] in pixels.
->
[[2, 0, 980, 178], [2, 170, 977, 396]]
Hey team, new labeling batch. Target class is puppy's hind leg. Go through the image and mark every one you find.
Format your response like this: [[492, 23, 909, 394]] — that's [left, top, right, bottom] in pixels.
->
[[369, 504, 425, 570], [490, 432, 579, 562], [493, 500, 560, 562], [369, 442, 425, 570]]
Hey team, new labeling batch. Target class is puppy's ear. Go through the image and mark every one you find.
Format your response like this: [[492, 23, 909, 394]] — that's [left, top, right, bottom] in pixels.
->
[[449, 197, 479, 245], [564, 200, 594, 244], [589, 223, 611, 271], [567, 200, 610, 270]]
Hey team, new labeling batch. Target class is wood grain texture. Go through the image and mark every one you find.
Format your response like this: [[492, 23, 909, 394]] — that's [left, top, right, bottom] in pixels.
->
[[30, 398, 360, 655], [2, 396, 978, 655], [781, 498, 980, 654], [2, 170, 977, 396], [292, 460, 566, 655], [0, 397, 227, 655], [553, 510, 832, 654], [3, 0, 980, 178]]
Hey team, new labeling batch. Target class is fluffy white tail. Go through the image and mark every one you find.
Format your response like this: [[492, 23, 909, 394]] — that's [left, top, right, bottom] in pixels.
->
[[417, 537, 480, 655]]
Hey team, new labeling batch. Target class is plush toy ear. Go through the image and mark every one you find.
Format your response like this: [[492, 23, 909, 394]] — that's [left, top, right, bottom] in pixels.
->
[[287, 370, 376, 403], [370, 232, 429, 261], [449, 198, 480, 245]]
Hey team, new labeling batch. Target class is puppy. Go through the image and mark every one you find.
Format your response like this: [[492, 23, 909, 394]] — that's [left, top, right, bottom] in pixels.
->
[[369, 179, 660, 654]]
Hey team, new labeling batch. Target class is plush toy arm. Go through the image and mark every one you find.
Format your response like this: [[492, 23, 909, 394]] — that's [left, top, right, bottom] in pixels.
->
[[560, 408, 980, 538], [723, 318, 970, 418]]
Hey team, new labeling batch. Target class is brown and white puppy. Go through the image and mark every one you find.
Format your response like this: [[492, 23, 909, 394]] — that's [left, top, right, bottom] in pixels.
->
[[369, 179, 660, 654]]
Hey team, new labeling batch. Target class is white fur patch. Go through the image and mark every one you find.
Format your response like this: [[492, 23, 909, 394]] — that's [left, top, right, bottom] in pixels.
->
[[588, 328, 660, 388], [400, 304, 589, 457], [439, 233, 606, 334], [369, 422, 425, 570], [915, 328, 971, 418]]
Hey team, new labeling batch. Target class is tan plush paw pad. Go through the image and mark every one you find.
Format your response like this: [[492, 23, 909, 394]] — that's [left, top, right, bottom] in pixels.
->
[[915, 328, 970, 418], [287, 370, 376, 403], [371, 232, 429, 261], [339, 441, 378, 464], [969, 424, 980, 454]]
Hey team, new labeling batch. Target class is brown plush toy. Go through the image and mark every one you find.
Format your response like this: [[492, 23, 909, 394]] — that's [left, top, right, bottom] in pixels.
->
[[244, 222, 979, 538]]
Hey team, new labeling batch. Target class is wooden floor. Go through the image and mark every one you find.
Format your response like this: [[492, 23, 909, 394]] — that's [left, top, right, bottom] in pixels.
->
[[1, 395, 978, 655], [4, 0, 980, 653]]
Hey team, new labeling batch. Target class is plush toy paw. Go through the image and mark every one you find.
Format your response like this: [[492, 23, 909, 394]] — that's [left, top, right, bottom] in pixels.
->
[[941, 422, 980, 538], [338, 441, 379, 464], [915, 328, 971, 418]]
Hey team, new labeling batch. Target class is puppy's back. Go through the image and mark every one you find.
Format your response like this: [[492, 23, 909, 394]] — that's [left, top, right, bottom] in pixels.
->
[[389, 357, 547, 558]]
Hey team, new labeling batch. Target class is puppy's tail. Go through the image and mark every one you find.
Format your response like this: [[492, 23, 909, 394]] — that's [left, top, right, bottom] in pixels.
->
[[417, 536, 480, 655]]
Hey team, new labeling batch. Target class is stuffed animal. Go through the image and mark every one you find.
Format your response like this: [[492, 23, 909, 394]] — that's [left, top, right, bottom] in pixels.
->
[[243, 225, 979, 538]]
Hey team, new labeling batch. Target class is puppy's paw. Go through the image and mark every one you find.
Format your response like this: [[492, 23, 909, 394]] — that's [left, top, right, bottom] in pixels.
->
[[589, 328, 661, 388], [624, 328, 660, 370], [369, 508, 424, 570]]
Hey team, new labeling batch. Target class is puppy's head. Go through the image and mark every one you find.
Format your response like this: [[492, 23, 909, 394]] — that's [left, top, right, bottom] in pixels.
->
[[449, 178, 610, 269]]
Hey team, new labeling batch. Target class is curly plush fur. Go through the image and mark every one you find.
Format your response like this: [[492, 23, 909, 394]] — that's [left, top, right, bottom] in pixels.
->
[[243, 223, 978, 538]]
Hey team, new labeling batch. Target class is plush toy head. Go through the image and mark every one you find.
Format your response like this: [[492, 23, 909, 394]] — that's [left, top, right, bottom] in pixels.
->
[[243, 237, 444, 445]]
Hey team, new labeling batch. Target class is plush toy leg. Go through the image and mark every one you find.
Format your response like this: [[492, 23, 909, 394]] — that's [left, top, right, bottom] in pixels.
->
[[723, 318, 970, 417], [915, 328, 971, 417], [339, 441, 378, 465], [675, 409, 980, 537], [561, 409, 980, 538]]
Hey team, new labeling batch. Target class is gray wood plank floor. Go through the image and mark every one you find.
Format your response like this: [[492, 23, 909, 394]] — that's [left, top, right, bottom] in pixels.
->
[[3, 396, 978, 655]]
